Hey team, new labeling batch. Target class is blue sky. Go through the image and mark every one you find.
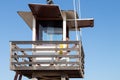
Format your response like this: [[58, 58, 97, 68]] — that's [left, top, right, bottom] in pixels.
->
[[0, 0, 120, 80]]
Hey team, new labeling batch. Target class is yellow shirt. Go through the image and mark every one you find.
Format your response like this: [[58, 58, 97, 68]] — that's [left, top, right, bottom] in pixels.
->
[[59, 44, 68, 54]]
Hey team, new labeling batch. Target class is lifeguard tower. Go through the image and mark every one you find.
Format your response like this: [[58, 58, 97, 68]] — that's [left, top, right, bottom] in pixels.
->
[[10, 0, 94, 80]]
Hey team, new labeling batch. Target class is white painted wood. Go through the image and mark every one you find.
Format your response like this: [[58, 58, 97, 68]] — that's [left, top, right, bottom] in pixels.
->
[[32, 17, 36, 41], [62, 13, 70, 65], [62, 12, 66, 41], [35, 45, 57, 66], [32, 17, 37, 69]]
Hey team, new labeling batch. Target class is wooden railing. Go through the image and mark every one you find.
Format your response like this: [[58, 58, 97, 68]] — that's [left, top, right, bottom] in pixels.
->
[[10, 41, 84, 71]]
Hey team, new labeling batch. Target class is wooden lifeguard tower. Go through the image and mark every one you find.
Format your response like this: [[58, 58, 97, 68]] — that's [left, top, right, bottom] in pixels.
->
[[10, 0, 94, 80]]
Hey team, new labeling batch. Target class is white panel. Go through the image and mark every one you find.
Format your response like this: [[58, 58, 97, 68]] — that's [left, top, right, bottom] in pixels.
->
[[34, 45, 56, 66]]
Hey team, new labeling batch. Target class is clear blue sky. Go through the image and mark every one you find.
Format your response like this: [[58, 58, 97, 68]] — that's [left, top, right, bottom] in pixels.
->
[[0, 0, 120, 80]]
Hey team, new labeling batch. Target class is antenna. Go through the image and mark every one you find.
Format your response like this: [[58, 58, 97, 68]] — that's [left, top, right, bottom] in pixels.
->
[[46, 0, 54, 4]]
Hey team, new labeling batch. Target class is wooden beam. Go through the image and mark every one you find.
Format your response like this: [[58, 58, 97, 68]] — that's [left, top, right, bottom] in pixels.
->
[[12, 55, 80, 58], [10, 41, 80, 45], [11, 66, 80, 70], [12, 48, 79, 51], [12, 61, 80, 65], [67, 18, 94, 29]]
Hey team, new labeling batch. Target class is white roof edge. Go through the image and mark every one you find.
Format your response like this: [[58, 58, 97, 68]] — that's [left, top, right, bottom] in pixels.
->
[[67, 18, 94, 21], [29, 3, 59, 6]]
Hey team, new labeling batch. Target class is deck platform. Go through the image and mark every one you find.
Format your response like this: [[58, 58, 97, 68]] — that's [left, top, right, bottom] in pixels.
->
[[10, 41, 84, 79], [14, 70, 83, 79]]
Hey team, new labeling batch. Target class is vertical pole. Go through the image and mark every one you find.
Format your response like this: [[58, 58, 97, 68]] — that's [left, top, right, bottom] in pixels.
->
[[18, 74, 22, 80], [62, 12, 70, 65], [62, 12, 66, 41], [61, 76, 66, 80], [32, 16, 36, 41], [10, 42, 13, 69], [61, 75, 68, 80], [14, 73, 18, 80], [32, 16, 36, 73]]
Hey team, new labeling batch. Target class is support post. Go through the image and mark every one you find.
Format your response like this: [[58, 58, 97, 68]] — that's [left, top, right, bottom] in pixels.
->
[[61, 76, 66, 80], [14, 73, 22, 80], [32, 16, 36, 41], [62, 12, 66, 41], [61, 75, 69, 80], [14, 73, 18, 80], [32, 16, 36, 69], [18, 74, 22, 80], [10, 42, 14, 69]]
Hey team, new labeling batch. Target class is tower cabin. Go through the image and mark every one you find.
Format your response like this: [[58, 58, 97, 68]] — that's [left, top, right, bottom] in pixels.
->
[[10, 3, 94, 80]]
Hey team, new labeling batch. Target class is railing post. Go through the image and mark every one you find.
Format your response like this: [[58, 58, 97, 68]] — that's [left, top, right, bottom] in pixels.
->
[[10, 42, 14, 69], [78, 41, 82, 69]]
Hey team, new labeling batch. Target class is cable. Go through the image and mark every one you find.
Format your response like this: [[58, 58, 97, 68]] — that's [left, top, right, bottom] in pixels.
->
[[78, 0, 82, 18], [73, 0, 79, 41], [75, 0, 82, 41], [78, 0, 82, 41]]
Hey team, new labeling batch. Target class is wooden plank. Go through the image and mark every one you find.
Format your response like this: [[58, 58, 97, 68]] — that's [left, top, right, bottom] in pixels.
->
[[10, 41, 80, 45], [12, 48, 79, 51], [10, 42, 14, 69], [11, 66, 80, 70], [67, 18, 94, 28], [12, 55, 80, 58], [12, 62, 80, 65]]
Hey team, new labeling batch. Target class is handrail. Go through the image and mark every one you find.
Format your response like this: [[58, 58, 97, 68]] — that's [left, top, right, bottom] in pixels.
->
[[10, 41, 83, 70], [10, 41, 79, 45]]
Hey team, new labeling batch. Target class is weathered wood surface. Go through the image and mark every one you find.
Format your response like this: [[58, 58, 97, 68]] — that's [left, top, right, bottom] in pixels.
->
[[10, 41, 84, 78], [12, 66, 80, 70], [12, 62, 80, 65], [12, 48, 79, 51], [10, 41, 80, 45], [12, 55, 80, 58]]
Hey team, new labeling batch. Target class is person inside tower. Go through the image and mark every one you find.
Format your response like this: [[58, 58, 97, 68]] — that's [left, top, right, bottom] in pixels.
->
[[56, 37, 70, 61]]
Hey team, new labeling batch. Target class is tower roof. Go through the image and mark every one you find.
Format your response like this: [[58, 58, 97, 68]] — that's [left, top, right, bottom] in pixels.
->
[[18, 4, 94, 30]]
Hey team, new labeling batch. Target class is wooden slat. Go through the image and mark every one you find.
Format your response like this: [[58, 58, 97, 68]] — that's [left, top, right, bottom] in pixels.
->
[[12, 55, 80, 58], [11, 66, 80, 70], [12, 62, 80, 65], [12, 48, 79, 51], [10, 41, 80, 45], [12, 45, 32, 60]]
